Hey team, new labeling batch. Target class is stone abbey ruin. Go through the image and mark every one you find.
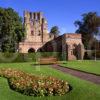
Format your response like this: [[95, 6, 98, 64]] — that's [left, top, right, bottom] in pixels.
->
[[19, 11, 84, 60]]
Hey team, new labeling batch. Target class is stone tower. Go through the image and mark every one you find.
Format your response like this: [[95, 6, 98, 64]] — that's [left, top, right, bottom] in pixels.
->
[[19, 11, 50, 53]]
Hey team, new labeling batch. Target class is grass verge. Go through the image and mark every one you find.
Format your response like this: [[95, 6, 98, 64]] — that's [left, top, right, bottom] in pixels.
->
[[60, 60, 100, 75], [0, 62, 100, 100]]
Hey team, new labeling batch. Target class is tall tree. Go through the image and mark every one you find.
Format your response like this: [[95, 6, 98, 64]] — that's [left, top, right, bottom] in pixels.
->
[[0, 7, 25, 52], [74, 12, 100, 49], [50, 26, 60, 38]]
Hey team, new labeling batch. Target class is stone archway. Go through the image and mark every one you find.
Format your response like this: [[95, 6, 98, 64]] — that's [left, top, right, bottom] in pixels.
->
[[73, 44, 78, 59], [28, 48, 35, 53]]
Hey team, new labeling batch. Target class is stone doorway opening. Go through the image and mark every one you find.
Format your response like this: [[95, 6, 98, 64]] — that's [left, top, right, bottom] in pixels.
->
[[28, 48, 35, 53]]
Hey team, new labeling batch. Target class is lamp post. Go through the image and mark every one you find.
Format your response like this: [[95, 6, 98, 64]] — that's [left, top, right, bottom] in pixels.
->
[[95, 43, 96, 61], [94, 35, 96, 61]]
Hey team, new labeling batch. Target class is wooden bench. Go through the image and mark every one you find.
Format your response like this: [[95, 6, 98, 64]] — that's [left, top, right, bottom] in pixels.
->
[[38, 57, 58, 65]]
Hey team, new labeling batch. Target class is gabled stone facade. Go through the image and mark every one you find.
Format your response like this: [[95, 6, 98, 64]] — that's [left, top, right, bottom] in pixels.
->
[[19, 11, 84, 60], [19, 11, 51, 52]]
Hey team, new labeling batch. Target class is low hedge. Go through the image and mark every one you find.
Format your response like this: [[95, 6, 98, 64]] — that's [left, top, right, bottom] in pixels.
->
[[0, 53, 36, 63], [84, 51, 100, 59], [0, 52, 65, 63], [92, 51, 100, 58], [0, 68, 70, 96]]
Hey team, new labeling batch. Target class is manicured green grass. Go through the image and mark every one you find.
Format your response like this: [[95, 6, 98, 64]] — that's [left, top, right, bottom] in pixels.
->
[[60, 60, 100, 75], [0, 62, 100, 100]]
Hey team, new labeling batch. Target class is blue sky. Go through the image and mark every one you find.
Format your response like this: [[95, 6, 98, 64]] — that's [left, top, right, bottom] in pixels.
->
[[0, 0, 100, 34]]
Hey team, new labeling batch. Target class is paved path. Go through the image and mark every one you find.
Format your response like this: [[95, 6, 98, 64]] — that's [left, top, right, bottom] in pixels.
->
[[51, 64, 100, 85]]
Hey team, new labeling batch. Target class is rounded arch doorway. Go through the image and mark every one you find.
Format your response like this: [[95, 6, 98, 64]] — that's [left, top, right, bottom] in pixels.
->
[[28, 48, 35, 53]]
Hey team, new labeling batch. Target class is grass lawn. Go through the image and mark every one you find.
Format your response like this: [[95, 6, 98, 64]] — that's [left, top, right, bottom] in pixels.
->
[[60, 60, 100, 75], [0, 62, 100, 100]]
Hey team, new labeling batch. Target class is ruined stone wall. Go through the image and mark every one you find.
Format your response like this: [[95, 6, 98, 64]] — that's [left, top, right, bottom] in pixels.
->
[[64, 34, 84, 60], [19, 11, 84, 60], [39, 33, 84, 60], [19, 11, 51, 53]]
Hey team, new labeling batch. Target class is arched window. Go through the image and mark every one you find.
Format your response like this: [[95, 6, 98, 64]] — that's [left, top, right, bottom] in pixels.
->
[[31, 30, 34, 35], [71, 50, 73, 55]]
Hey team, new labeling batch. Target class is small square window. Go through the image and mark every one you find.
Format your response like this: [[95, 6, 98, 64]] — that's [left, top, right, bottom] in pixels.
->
[[31, 31, 34, 35]]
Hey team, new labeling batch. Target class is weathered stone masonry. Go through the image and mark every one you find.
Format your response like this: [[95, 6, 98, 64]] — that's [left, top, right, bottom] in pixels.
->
[[19, 11, 50, 52], [19, 11, 84, 60]]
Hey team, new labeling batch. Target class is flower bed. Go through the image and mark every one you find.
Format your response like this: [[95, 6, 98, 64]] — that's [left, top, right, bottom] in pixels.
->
[[0, 68, 70, 96]]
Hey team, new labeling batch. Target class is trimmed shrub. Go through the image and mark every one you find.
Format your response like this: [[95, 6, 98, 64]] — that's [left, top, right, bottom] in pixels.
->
[[0, 52, 63, 63], [0, 68, 70, 96], [92, 51, 100, 58], [84, 51, 100, 60]]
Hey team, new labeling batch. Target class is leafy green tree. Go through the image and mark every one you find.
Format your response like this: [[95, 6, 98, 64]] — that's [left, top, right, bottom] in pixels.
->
[[50, 26, 60, 38], [0, 7, 25, 52], [74, 12, 100, 49]]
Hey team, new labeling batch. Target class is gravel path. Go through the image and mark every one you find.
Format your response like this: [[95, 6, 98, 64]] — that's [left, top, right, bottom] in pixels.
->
[[51, 64, 100, 85]]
